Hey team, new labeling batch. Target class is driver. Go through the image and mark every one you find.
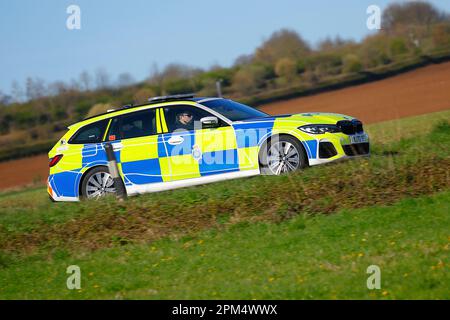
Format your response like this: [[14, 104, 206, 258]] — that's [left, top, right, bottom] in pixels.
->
[[175, 111, 194, 130]]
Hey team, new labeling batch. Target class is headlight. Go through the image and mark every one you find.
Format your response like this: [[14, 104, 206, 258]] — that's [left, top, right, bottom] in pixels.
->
[[298, 124, 341, 134]]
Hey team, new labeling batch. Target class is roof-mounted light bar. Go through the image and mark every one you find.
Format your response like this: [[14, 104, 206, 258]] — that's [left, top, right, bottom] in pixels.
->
[[148, 93, 195, 103]]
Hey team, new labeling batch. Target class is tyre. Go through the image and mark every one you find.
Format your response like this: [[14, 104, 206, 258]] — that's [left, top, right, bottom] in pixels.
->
[[259, 135, 308, 175], [81, 166, 117, 199]]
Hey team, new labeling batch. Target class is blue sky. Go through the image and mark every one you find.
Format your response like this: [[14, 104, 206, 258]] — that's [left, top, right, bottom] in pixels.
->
[[1, 0, 449, 95]]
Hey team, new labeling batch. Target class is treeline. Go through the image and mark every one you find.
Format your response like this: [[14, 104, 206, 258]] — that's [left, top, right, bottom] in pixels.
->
[[0, 1, 449, 149]]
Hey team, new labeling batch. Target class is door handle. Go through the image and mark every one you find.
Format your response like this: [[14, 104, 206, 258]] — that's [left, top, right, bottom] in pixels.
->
[[168, 136, 184, 145], [111, 142, 123, 151]]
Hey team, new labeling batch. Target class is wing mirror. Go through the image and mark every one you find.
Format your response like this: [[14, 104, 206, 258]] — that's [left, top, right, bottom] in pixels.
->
[[200, 116, 219, 128]]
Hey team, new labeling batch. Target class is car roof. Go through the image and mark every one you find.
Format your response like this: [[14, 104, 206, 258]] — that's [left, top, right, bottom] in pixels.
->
[[69, 96, 222, 129]]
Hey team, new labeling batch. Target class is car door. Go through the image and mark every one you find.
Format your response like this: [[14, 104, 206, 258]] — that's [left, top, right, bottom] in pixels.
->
[[158, 104, 240, 181], [103, 108, 169, 190]]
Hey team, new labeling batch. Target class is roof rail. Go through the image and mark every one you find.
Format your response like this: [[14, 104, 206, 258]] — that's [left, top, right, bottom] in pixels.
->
[[148, 93, 195, 102]]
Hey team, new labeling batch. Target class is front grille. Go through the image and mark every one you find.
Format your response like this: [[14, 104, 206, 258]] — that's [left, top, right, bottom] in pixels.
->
[[343, 143, 370, 156], [337, 120, 364, 135], [319, 142, 337, 158]]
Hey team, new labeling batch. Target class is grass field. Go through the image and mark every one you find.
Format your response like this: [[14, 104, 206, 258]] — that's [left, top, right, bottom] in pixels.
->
[[0, 110, 449, 299]]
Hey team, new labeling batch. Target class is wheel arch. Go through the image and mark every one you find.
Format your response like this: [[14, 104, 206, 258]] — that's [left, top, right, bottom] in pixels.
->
[[258, 133, 309, 167], [78, 164, 109, 198]]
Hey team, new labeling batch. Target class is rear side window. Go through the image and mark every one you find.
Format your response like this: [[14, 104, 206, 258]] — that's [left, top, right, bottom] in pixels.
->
[[106, 109, 156, 141], [69, 120, 109, 144]]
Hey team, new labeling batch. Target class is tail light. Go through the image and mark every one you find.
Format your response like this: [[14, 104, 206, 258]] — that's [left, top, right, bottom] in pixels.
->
[[49, 154, 63, 167]]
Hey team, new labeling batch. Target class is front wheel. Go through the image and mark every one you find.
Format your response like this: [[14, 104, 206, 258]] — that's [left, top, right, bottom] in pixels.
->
[[259, 136, 308, 175]]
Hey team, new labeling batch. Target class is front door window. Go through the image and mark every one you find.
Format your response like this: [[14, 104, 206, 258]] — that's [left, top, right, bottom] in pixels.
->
[[160, 105, 239, 180]]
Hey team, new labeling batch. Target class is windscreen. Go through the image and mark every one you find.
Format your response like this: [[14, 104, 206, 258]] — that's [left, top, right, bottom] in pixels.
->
[[201, 99, 269, 121]]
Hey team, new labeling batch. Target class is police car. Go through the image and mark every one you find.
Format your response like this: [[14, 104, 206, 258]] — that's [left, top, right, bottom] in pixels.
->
[[47, 94, 369, 201]]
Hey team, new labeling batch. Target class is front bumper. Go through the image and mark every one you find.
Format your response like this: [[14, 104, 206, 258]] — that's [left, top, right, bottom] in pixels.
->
[[308, 132, 370, 166]]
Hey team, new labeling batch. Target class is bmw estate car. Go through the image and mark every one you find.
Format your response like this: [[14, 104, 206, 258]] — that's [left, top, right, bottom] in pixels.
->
[[47, 94, 369, 201]]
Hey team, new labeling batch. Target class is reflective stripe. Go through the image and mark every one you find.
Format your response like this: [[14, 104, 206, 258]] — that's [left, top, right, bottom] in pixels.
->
[[155, 108, 162, 133], [102, 118, 112, 141], [159, 108, 169, 133]]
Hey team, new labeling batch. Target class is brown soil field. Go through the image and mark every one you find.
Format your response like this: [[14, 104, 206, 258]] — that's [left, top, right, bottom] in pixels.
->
[[260, 61, 450, 122], [1, 62, 449, 191], [0, 154, 49, 190]]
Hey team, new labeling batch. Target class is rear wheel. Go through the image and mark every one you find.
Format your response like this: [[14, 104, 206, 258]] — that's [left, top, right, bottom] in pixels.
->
[[81, 167, 116, 200], [260, 136, 307, 175]]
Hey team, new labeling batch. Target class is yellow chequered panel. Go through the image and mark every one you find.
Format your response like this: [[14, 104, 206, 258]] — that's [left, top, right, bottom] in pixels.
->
[[238, 146, 259, 170], [195, 127, 237, 153], [158, 157, 172, 182], [120, 135, 159, 163], [272, 118, 289, 131], [50, 145, 84, 174], [164, 154, 200, 181], [271, 120, 312, 144]]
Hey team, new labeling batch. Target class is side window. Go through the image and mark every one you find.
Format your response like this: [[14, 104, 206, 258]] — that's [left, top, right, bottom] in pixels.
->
[[106, 109, 156, 141], [162, 105, 226, 133], [69, 120, 108, 144]]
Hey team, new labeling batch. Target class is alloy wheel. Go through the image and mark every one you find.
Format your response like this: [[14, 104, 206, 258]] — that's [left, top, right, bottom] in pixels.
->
[[86, 172, 115, 199], [267, 141, 300, 175]]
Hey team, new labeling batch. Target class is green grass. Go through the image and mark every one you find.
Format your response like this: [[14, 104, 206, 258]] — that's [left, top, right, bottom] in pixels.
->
[[0, 191, 449, 299], [0, 110, 449, 299], [366, 109, 450, 145]]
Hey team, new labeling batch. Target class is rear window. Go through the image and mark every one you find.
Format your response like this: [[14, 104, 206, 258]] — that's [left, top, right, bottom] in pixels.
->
[[69, 120, 109, 144], [106, 109, 156, 141]]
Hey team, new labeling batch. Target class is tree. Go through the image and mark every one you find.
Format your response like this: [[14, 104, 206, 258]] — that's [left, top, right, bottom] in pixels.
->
[[48, 81, 68, 96], [305, 53, 343, 78], [389, 37, 409, 57], [233, 54, 254, 66], [11, 81, 24, 103], [70, 78, 82, 91], [157, 64, 201, 95], [342, 54, 363, 74], [79, 71, 92, 91], [0, 90, 12, 105], [359, 34, 392, 68], [86, 103, 112, 118], [317, 36, 353, 52], [117, 72, 135, 87], [95, 68, 110, 89], [133, 87, 156, 103], [231, 65, 267, 95], [255, 29, 310, 64], [147, 63, 163, 89], [432, 22, 450, 48], [161, 63, 200, 80], [275, 58, 297, 81], [25, 77, 47, 100], [382, 1, 446, 33]]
